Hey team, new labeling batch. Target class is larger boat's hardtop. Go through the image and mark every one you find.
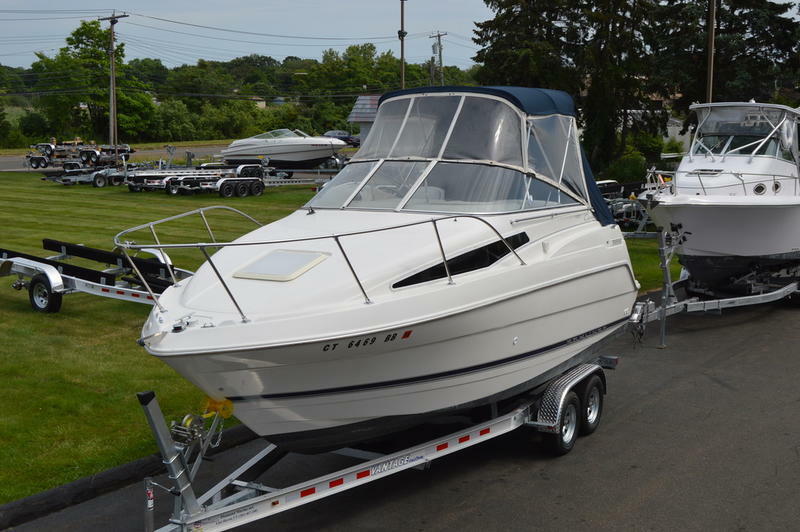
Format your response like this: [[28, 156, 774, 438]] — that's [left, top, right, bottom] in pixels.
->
[[308, 86, 612, 223], [687, 101, 800, 163]]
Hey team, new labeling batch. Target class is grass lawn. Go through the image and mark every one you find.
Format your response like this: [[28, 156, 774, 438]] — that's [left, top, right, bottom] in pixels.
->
[[0, 172, 317, 503], [0, 171, 670, 503]]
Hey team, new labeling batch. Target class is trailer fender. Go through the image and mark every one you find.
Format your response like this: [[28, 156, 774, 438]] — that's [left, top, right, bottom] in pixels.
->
[[0, 257, 65, 292], [527, 363, 604, 434]]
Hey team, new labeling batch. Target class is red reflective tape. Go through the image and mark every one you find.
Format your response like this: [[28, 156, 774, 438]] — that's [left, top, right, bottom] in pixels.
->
[[329, 478, 344, 488], [356, 470, 370, 479], [436, 443, 448, 451], [300, 487, 316, 497], [479, 428, 490, 436], [147, 296, 154, 300], [101, 288, 110, 293], [132, 293, 140, 298], [116, 290, 124, 295], [402, 330, 413, 339], [459, 435, 470, 443], [271, 500, 279, 506]]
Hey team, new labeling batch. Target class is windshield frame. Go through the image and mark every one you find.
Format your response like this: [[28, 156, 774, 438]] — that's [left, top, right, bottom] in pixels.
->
[[689, 103, 800, 164], [311, 91, 590, 214]]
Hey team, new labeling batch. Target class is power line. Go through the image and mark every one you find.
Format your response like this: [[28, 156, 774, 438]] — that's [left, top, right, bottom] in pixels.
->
[[130, 12, 406, 41], [124, 21, 406, 48]]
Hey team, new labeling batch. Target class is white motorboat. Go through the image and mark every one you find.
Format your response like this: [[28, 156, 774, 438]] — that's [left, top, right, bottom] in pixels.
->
[[643, 102, 800, 292], [120, 86, 638, 452], [221, 128, 346, 168]]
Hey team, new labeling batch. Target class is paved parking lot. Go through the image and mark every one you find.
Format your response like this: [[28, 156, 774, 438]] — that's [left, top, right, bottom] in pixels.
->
[[12, 301, 800, 531]]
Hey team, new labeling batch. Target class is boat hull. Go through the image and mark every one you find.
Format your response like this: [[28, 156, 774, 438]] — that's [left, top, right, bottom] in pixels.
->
[[221, 142, 343, 169], [157, 263, 635, 451], [645, 196, 800, 287]]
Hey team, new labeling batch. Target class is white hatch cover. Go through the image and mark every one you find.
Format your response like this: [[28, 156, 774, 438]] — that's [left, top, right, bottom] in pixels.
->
[[234, 249, 329, 282]]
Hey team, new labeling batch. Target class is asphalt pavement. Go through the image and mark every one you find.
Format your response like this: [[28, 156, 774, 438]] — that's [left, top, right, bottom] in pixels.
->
[[8, 302, 800, 531]]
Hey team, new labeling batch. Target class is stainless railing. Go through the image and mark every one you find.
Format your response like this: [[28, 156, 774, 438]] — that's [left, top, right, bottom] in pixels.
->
[[114, 206, 526, 322], [645, 168, 799, 197]]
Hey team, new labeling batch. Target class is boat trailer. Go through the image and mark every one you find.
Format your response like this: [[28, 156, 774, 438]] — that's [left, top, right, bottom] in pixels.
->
[[628, 228, 800, 347], [0, 239, 191, 313], [138, 356, 618, 532]]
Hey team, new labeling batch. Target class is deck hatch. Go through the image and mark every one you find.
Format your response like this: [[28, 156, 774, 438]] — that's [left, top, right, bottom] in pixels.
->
[[234, 249, 329, 282]]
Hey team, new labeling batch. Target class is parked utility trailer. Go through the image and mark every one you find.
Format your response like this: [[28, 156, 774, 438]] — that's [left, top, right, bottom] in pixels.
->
[[26, 140, 134, 170], [0, 239, 191, 313], [41, 166, 122, 187], [123, 164, 270, 197], [139, 352, 620, 532]]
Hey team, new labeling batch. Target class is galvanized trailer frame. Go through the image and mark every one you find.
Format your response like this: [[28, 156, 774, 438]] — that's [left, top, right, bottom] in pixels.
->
[[0, 240, 191, 312], [139, 356, 618, 532], [627, 228, 800, 347]]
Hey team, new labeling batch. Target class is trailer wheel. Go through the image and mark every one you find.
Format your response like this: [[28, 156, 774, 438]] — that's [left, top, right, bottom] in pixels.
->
[[80, 151, 90, 163], [110, 176, 122, 186], [92, 174, 107, 188], [90, 151, 100, 163], [219, 182, 235, 198], [250, 181, 264, 196], [578, 375, 604, 436], [29, 158, 40, 169], [28, 274, 62, 313], [166, 184, 180, 195], [39, 158, 48, 168], [235, 182, 250, 197], [43, 145, 54, 156], [545, 391, 580, 456]]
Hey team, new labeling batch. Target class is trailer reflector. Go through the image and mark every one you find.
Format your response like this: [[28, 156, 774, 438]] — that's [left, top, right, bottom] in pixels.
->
[[356, 470, 370, 479], [458, 435, 470, 443], [436, 443, 448, 451], [300, 487, 315, 498], [479, 428, 490, 436], [329, 478, 344, 488]]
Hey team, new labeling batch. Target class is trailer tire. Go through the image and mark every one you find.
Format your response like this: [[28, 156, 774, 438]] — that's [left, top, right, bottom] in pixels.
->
[[39, 158, 48, 168], [219, 182, 235, 198], [90, 151, 99, 163], [578, 375, 604, 436], [29, 158, 40, 169], [80, 151, 90, 163], [235, 182, 250, 197], [43, 144, 54, 156], [92, 174, 107, 188], [110, 176, 122, 186], [250, 181, 264, 196], [29, 274, 62, 313], [545, 391, 580, 456], [166, 183, 180, 195]]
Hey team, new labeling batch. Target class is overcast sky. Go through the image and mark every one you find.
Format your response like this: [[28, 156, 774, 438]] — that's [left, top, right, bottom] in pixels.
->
[[0, 1, 494, 70]]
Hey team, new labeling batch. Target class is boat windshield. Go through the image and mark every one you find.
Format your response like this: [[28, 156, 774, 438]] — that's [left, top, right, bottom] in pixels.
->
[[308, 91, 589, 213], [692, 105, 798, 162], [307, 160, 578, 213], [251, 129, 307, 140]]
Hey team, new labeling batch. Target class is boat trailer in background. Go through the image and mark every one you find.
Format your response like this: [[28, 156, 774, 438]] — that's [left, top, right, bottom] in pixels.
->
[[626, 228, 800, 348]]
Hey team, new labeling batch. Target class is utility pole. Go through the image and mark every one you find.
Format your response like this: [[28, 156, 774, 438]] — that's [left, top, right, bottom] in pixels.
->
[[429, 31, 447, 86], [399, 0, 407, 89], [705, 0, 715, 102], [99, 11, 128, 159]]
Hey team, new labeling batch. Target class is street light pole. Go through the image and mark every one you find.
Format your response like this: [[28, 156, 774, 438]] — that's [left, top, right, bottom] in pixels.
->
[[399, 0, 407, 89]]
